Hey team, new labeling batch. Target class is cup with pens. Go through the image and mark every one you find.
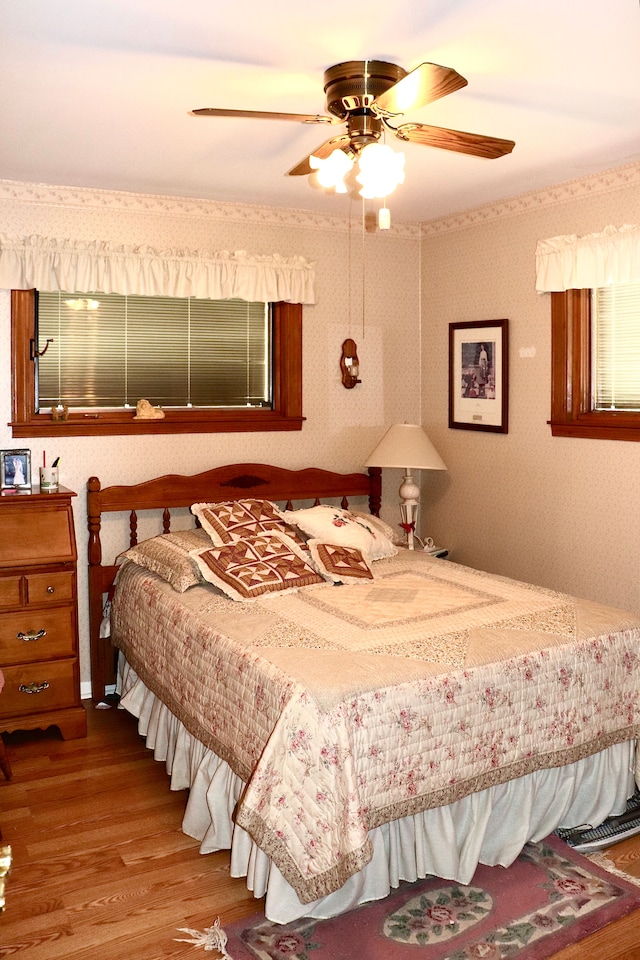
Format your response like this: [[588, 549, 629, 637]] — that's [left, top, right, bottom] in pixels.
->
[[40, 455, 60, 491]]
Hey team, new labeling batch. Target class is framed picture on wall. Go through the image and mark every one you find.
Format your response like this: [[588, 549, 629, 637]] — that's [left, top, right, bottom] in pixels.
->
[[0, 448, 32, 490], [448, 319, 509, 433]]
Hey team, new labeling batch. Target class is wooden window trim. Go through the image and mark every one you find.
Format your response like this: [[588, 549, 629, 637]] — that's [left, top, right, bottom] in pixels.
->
[[551, 288, 640, 441], [10, 290, 304, 438]]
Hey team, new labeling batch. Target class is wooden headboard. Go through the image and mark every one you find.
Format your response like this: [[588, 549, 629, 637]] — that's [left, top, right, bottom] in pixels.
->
[[87, 462, 382, 702]]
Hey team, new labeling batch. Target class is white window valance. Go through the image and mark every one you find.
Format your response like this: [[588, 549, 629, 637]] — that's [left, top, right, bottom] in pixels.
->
[[0, 234, 316, 304], [535, 224, 640, 292]]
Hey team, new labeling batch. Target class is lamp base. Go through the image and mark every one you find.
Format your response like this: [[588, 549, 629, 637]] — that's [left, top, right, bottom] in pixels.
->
[[399, 477, 419, 550]]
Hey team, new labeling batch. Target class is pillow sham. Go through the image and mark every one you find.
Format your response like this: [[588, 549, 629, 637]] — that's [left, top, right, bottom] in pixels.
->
[[191, 498, 305, 547], [117, 528, 211, 592], [306, 540, 373, 584], [281, 505, 397, 561], [350, 510, 404, 547], [190, 532, 324, 602]]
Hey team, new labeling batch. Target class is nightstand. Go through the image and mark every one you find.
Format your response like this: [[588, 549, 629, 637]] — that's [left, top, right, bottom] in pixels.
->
[[0, 486, 86, 740]]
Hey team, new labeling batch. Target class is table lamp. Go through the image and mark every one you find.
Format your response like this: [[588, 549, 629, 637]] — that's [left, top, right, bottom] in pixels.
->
[[364, 423, 447, 549]]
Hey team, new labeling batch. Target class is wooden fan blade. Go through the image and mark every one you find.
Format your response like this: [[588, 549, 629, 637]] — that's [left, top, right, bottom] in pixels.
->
[[190, 107, 338, 125], [287, 135, 353, 176], [374, 63, 467, 116], [395, 123, 515, 159]]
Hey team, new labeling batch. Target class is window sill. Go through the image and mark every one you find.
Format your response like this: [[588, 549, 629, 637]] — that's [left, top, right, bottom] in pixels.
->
[[549, 420, 640, 442], [10, 410, 305, 439]]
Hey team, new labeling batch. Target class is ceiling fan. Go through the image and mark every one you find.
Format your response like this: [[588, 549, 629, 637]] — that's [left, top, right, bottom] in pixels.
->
[[190, 59, 515, 180]]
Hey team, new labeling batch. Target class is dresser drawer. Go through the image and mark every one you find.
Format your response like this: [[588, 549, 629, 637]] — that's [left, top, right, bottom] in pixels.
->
[[0, 659, 79, 718], [0, 606, 76, 665], [26, 570, 75, 605]]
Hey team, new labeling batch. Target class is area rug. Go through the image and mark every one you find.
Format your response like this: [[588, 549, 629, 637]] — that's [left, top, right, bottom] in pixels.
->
[[176, 835, 640, 958]]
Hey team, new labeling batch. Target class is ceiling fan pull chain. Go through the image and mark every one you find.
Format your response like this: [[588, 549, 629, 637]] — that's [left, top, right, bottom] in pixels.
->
[[348, 205, 352, 337], [361, 198, 366, 339]]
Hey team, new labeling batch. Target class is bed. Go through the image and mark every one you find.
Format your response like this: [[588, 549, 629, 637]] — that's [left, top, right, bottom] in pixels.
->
[[87, 463, 640, 924]]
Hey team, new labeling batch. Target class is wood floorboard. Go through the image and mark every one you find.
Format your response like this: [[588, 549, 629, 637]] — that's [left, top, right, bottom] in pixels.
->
[[2, 704, 640, 958], [22, 809, 190, 861]]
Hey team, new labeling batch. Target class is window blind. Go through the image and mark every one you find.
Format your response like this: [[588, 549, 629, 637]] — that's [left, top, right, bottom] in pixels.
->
[[36, 292, 271, 410], [592, 281, 640, 411]]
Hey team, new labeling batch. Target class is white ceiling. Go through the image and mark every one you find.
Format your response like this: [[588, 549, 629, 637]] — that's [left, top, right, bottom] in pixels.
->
[[2, 0, 640, 224]]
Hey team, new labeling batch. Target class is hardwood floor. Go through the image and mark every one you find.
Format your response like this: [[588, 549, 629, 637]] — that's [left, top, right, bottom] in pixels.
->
[[1, 704, 640, 959], [0, 704, 257, 959]]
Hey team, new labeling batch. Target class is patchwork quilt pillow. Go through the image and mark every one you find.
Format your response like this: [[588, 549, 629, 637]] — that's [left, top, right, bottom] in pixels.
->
[[307, 540, 374, 583], [190, 532, 324, 601], [282, 504, 397, 561], [117, 528, 211, 592], [191, 498, 306, 547]]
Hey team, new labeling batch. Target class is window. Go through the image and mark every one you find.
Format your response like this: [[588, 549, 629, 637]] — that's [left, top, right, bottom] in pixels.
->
[[592, 282, 640, 411], [551, 282, 640, 440], [10, 289, 303, 438], [37, 292, 271, 410]]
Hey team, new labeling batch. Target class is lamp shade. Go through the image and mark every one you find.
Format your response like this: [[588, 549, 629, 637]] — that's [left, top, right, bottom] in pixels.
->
[[364, 423, 447, 471]]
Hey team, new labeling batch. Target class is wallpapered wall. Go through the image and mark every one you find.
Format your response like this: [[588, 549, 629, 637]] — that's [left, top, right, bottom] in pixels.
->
[[3, 162, 640, 692], [0, 182, 421, 688], [420, 162, 640, 618]]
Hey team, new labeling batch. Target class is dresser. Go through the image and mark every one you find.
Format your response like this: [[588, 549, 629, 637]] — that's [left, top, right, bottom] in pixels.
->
[[0, 486, 86, 740]]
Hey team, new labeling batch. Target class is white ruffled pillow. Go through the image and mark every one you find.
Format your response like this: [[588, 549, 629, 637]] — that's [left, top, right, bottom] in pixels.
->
[[350, 510, 404, 546], [281, 505, 397, 561]]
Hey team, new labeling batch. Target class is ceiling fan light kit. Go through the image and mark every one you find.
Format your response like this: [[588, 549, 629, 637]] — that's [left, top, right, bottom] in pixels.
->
[[309, 149, 353, 193], [309, 141, 405, 201], [355, 142, 405, 199], [192, 57, 515, 211]]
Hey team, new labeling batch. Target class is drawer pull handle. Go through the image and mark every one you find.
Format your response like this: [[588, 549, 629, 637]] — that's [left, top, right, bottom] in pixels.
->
[[47, 586, 55, 594], [17, 629, 46, 642], [19, 681, 50, 695]]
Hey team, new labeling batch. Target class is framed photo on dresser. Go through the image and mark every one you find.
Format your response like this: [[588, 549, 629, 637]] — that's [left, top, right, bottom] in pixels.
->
[[0, 449, 31, 490]]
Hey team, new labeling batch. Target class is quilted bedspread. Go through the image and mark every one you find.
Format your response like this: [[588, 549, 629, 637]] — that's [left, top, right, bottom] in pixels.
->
[[111, 551, 640, 903]]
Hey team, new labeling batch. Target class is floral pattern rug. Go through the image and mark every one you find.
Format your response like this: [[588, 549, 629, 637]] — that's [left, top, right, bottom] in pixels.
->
[[177, 835, 640, 959]]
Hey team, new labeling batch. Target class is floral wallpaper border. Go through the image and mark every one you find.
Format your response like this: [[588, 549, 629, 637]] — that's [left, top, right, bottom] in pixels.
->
[[2, 158, 639, 241], [422, 160, 640, 236]]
